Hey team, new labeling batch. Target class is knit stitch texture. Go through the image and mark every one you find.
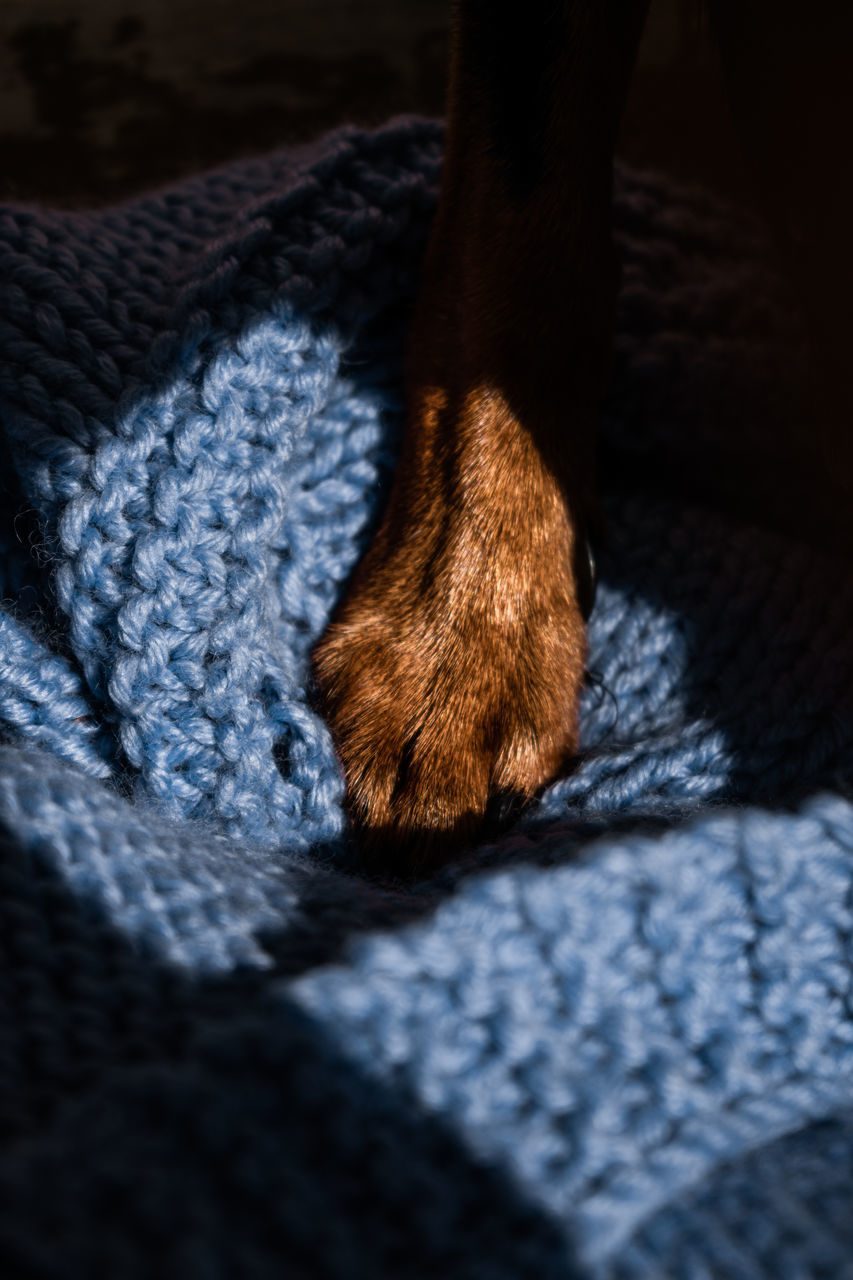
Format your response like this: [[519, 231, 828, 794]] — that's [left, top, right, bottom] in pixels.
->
[[1, 119, 853, 1277]]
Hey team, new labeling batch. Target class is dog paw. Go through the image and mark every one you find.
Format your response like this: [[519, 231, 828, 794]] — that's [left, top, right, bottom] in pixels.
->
[[312, 528, 588, 872]]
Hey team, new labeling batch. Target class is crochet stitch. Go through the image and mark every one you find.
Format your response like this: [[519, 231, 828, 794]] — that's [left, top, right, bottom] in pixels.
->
[[1, 119, 853, 1277]]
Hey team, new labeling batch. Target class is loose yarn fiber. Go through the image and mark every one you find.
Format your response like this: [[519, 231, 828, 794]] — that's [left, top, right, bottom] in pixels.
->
[[1, 119, 853, 1277]]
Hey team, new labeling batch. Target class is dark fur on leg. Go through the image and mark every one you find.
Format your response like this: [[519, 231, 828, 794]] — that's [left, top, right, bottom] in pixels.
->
[[313, 2, 649, 870]]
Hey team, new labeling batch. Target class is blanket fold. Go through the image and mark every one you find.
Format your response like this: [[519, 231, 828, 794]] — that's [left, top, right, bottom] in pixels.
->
[[1, 119, 852, 1277]]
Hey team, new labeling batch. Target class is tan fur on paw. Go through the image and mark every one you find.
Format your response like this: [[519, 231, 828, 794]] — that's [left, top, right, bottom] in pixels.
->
[[312, 391, 589, 872]]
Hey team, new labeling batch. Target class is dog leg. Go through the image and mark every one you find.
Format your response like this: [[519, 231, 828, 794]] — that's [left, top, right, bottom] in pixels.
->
[[313, 2, 649, 868]]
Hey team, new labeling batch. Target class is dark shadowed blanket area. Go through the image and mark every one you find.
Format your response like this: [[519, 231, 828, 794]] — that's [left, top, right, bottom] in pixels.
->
[[1, 116, 853, 1276]]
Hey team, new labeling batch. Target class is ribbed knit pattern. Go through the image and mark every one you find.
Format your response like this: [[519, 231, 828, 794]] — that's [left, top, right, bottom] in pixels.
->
[[1, 119, 852, 1277]]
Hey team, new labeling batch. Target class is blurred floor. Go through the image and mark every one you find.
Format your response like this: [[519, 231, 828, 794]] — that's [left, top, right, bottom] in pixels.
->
[[0, 0, 750, 207]]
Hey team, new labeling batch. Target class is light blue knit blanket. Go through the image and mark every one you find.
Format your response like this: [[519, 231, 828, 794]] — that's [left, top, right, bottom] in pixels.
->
[[2, 119, 853, 1277]]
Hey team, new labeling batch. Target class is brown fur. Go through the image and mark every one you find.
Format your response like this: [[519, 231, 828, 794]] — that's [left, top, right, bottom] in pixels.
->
[[313, 0, 853, 870]]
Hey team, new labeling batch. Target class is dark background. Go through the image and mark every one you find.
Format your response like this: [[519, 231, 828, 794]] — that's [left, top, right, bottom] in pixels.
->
[[0, 0, 752, 208]]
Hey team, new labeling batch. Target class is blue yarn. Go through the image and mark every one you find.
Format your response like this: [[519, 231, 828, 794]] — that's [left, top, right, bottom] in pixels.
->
[[1, 120, 853, 1276], [0, 615, 112, 778]]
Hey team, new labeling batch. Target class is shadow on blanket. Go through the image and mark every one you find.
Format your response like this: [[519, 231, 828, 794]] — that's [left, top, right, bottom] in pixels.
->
[[0, 826, 580, 1278], [3, 120, 853, 1275], [5, 812, 853, 1277]]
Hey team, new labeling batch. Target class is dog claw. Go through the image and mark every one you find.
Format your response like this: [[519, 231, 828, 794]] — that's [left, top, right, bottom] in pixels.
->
[[483, 788, 531, 836]]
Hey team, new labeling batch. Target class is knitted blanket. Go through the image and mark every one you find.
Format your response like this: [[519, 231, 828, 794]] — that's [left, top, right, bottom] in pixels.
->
[[2, 119, 853, 1278]]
